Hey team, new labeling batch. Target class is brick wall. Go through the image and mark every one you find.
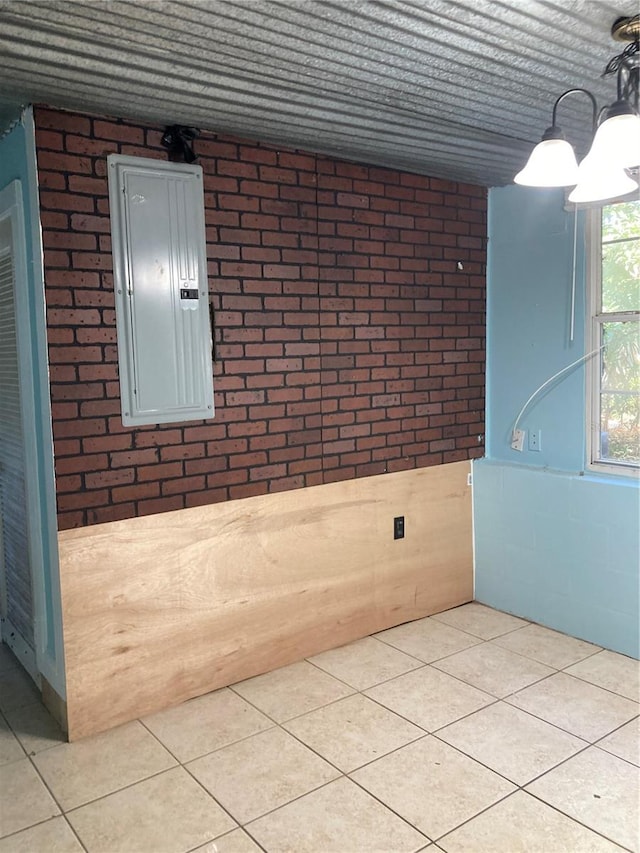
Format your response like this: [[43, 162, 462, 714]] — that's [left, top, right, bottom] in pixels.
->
[[35, 107, 486, 530]]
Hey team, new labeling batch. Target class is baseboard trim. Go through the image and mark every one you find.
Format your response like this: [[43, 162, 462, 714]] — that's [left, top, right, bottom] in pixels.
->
[[42, 675, 68, 735]]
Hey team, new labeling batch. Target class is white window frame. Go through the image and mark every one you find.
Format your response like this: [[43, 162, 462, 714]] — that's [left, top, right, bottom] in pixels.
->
[[586, 201, 640, 478]]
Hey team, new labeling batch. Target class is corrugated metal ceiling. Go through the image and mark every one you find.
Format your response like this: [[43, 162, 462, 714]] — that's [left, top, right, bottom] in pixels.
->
[[0, 0, 635, 185]]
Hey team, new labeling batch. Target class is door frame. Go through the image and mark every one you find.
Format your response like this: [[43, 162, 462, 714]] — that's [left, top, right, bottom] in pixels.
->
[[0, 178, 41, 681], [0, 108, 65, 695]]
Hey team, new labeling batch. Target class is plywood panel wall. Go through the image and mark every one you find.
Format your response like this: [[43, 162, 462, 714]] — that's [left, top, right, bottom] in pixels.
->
[[58, 461, 472, 739]]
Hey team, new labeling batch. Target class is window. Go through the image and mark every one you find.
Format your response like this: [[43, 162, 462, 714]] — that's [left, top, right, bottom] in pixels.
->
[[587, 198, 640, 474]]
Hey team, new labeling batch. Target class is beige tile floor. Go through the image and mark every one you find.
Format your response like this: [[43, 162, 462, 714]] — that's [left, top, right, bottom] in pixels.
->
[[0, 602, 638, 853]]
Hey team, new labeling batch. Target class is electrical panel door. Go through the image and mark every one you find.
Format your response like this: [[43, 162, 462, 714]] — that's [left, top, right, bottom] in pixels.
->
[[108, 155, 214, 426]]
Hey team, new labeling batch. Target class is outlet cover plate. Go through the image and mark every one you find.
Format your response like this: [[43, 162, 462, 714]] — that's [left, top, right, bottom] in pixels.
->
[[529, 429, 542, 451], [394, 516, 405, 540]]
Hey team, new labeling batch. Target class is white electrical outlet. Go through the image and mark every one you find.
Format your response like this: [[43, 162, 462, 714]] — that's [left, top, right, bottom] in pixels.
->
[[511, 428, 525, 452], [529, 429, 542, 451]]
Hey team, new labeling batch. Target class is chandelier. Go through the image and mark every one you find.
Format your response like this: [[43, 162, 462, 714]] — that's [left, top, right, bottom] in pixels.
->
[[514, 14, 640, 204]]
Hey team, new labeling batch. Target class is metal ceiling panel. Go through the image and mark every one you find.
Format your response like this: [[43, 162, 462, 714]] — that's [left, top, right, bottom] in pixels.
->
[[0, 0, 635, 185]]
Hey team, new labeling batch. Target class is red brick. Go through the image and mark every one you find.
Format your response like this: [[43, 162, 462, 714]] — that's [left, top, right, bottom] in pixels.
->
[[40, 191, 95, 213], [57, 489, 109, 511], [111, 449, 159, 468], [36, 108, 91, 135], [85, 469, 135, 489], [162, 475, 205, 495], [39, 108, 485, 528], [39, 171, 67, 191], [137, 496, 184, 516], [93, 121, 144, 143], [85, 504, 135, 524], [39, 151, 93, 175], [137, 462, 183, 482], [36, 129, 64, 150], [68, 176, 107, 196], [112, 482, 161, 502], [66, 135, 116, 156], [70, 213, 111, 233], [229, 482, 268, 500]]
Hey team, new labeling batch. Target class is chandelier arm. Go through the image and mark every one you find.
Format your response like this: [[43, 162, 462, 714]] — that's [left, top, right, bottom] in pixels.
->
[[617, 57, 640, 109], [551, 88, 598, 133]]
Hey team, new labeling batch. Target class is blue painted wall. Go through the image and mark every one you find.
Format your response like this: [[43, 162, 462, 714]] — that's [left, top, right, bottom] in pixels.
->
[[475, 185, 639, 658], [0, 114, 65, 692], [486, 187, 588, 470]]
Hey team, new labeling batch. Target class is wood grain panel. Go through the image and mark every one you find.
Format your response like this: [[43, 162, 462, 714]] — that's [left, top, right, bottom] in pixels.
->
[[58, 461, 472, 739]]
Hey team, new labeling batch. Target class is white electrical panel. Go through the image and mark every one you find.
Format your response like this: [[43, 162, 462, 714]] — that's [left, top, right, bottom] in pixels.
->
[[108, 155, 214, 427]]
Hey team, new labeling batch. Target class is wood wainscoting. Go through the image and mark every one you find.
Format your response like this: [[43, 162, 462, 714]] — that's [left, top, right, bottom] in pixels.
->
[[58, 460, 473, 739]]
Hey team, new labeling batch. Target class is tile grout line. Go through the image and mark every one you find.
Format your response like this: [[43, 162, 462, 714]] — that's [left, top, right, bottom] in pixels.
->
[[227, 679, 359, 726], [243, 770, 431, 849], [456, 698, 593, 744], [557, 668, 640, 703], [63, 813, 88, 853], [138, 707, 276, 764], [137, 705, 353, 848], [305, 652, 427, 684], [501, 688, 639, 742], [223, 627, 638, 847], [280, 704, 429, 776], [1, 614, 637, 851], [139, 711, 288, 848], [523, 787, 636, 852], [16, 741, 90, 851], [0, 813, 87, 851], [179, 757, 255, 841], [230, 667, 588, 845]]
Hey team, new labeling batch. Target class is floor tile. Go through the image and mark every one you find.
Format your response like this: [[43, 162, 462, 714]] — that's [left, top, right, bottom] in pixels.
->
[[0, 665, 40, 713], [597, 717, 640, 766], [67, 766, 235, 853], [188, 727, 339, 824], [0, 757, 59, 837], [192, 828, 263, 852], [4, 701, 65, 755], [431, 603, 528, 640], [247, 776, 427, 853], [142, 687, 273, 762], [507, 672, 639, 742], [437, 701, 587, 785], [308, 636, 423, 689], [526, 746, 640, 851], [351, 736, 515, 840], [232, 660, 354, 723], [438, 790, 623, 853], [365, 665, 494, 732], [492, 623, 601, 669], [375, 617, 481, 663], [0, 606, 634, 853], [33, 719, 176, 810], [0, 713, 24, 766], [284, 693, 425, 772], [432, 643, 553, 698], [565, 650, 640, 701], [0, 816, 84, 853]]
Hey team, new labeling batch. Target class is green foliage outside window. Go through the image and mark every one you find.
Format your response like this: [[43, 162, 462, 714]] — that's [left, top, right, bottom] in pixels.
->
[[599, 200, 640, 465]]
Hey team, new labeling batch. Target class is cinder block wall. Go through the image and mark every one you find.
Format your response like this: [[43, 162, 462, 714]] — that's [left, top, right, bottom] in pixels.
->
[[34, 106, 487, 530]]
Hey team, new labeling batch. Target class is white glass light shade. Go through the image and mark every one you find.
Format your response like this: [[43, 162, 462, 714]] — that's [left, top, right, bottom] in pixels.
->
[[514, 138, 580, 187], [567, 154, 638, 203], [587, 111, 640, 169]]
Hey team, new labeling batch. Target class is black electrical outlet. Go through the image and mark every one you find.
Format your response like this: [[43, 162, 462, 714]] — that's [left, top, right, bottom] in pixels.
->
[[394, 515, 405, 540]]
